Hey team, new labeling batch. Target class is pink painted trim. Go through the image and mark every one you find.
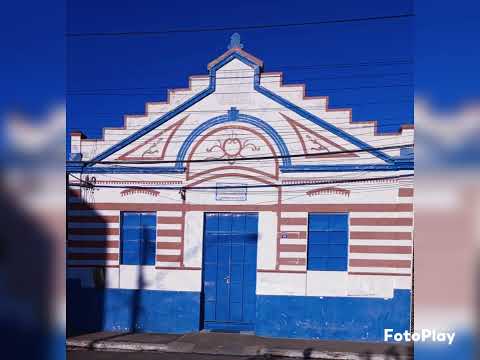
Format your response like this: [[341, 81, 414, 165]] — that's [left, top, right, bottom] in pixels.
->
[[350, 218, 413, 226], [154, 266, 201, 270], [70, 131, 86, 139], [348, 272, 411, 276], [157, 242, 182, 249], [257, 269, 307, 274], [399, 188, 414, 197], [349, 259, 411, 268], [279, 218, 307, 226], [157, 216, 183, 224], [349, 245, 412, 254], [156, 255, 182, 262], [278, 258, 306, 266], [207, 48, 263, 69], [350, 231, 412, 240]]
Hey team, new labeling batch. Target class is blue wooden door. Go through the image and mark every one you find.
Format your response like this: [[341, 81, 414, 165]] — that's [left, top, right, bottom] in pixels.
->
[[202, 212, 258, 331]]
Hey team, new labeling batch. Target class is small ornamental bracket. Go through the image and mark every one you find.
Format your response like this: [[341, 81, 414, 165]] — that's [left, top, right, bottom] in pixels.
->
[[228, 33, 243, 50], [228, 107, 239, 121]]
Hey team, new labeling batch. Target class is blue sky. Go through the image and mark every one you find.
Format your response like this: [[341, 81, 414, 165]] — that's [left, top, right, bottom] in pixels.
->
[[0, 1, 64, 117], [415, 0, 479, 109], [1, 0, 477, 137], [66, 0, 414, 142]]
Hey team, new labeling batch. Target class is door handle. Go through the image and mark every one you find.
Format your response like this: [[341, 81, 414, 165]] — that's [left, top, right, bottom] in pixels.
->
[[224, 275, 230, 284]]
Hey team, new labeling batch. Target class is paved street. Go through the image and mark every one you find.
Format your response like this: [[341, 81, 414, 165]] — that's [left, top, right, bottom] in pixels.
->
[[67, 350, 292, 360], [67, 331, 412, 359]]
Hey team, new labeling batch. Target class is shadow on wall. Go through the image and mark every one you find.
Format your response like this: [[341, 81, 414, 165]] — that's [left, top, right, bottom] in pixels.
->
[[66, 187, 108, 336], [67, 187, 201, 335], [67, 186, 149, 336], [67, 188, 169, 336], [0, 180, 52, 359]]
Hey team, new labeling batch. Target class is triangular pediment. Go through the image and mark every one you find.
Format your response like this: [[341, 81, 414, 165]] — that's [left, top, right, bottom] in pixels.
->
[[115, 116, 187, 161], [68, 39, 412, 174], [280, 113, 359, 158]]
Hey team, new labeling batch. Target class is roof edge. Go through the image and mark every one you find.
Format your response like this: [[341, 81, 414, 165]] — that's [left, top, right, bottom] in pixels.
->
[[207, 48, 263, 70]]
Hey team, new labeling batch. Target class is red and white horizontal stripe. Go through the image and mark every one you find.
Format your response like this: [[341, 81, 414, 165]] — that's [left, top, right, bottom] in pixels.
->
[[277, 212, 308, 271], [67, 203, 121, 267], [156, 211, 183, 268], [347, 188, 413, 276]]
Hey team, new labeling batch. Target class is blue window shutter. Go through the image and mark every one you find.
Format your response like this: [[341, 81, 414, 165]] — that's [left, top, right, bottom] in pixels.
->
[[141, 213, 156, 265], [121, 212, 156, 265], [307, 213, 348, 271]]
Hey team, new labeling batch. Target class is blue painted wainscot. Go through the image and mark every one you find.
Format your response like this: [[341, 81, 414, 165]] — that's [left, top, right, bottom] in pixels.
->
[[255, 289, 411, 342], [67, 280, 200, 336]]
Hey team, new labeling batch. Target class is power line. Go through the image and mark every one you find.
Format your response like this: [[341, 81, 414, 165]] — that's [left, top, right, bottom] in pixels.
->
[[67, 114, 413, 144], [66, 83, 413, 96], [66, 103, 412, 123], [66, 13, 415, 38], [74, 142, 412, 164], [66, 72, 413, 93], [92, 169, 373, 188], [67, 143, 413, 165], [68, 173, 414, 191], [67, 116, 412, 131]]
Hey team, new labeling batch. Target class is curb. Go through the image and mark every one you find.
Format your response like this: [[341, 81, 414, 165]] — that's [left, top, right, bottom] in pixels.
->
[[67, 339, 169, 352], [263, 348, 410, 360], [67, 339, 412, 359]]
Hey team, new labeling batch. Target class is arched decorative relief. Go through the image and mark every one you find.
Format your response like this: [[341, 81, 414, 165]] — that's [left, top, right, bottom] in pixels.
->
[[186, 125, 279, 180]]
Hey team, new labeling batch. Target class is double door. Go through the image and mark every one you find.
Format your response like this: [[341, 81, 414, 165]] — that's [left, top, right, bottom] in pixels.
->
[[202, 212, 258, 331]]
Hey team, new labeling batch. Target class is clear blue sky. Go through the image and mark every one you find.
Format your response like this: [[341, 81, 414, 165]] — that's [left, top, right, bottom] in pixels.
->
[[415, 1, 479, 109], [66, 0, 414, 141], [0, 1, 64, 117], [1, 0, 477, 137]]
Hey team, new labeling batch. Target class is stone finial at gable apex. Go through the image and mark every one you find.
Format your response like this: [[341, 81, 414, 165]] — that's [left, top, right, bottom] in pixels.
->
[[228, 33, 244, 50]]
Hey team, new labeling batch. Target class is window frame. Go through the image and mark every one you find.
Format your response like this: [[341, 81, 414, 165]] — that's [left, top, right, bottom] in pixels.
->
[[120, 211, 157, 266], [306, 212, 349, 272]]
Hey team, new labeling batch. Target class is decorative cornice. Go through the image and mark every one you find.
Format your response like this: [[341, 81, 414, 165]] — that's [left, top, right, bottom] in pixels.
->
[[120, 188, 160, 197], [306, 187, 351, 197]]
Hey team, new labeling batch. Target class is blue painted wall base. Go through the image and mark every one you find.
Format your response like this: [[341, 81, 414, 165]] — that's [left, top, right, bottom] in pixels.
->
[[255, 289, 411, 342], [67, 280, 200, 336], [68, 279, 410, 341]]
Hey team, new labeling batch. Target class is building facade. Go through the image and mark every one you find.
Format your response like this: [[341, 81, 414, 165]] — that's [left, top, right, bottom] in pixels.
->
[[67, 35, 414, 341]]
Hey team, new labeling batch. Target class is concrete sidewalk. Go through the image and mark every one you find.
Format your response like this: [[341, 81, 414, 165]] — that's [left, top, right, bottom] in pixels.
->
[[67, 331, 413, 359]]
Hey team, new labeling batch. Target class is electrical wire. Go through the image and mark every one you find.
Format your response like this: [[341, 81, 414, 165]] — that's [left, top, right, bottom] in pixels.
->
[[68, 173, 414, 191], [66, 13, 415, 38], [67, 143, 412, 165]]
